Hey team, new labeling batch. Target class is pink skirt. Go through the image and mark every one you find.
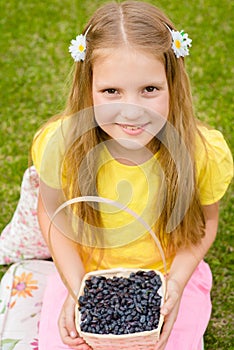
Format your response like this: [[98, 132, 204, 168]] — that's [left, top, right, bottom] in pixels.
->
[[38, 260, 212, 350]]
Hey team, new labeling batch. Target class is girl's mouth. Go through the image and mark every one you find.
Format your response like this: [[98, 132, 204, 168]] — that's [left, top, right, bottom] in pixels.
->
[[117, 123, 148, 135]]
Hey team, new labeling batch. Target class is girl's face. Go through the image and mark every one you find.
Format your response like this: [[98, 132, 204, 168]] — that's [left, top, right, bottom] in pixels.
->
[[92, 47, 169, 158]]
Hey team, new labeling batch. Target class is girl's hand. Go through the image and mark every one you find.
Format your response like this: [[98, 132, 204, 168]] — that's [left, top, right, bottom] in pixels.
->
[[58, 293, 92, 350], [154, 278, 182, 350]]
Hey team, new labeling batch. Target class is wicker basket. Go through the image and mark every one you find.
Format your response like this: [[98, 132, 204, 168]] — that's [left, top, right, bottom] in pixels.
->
[[75, 267, 165, 350], [48, 196, 167, 349]]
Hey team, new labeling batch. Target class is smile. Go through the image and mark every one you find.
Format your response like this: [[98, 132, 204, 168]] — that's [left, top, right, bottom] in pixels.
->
[[117, 123, 149, 135], [122, 125, 143, 130]]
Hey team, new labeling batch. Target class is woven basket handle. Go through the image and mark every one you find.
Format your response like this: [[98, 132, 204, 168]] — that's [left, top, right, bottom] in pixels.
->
[[48, 195, 167, 302]]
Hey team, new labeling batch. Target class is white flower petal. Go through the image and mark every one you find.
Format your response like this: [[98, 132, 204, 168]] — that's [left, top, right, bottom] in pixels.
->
[[170, 29, 192, 58], [68, 33, 88, 62]]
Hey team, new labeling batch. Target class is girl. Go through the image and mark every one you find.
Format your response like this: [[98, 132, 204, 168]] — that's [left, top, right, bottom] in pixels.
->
[[31, 1, 233, 349]]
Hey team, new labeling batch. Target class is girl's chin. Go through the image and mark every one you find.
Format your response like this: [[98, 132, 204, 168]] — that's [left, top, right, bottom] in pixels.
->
[[114, 139, 147, 151]]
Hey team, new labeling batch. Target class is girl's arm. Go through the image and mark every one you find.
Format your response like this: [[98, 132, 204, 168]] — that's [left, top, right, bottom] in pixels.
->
[[155, 201, 219, 350], [38, 190, 85, 296], [38, 189, 91, 349]]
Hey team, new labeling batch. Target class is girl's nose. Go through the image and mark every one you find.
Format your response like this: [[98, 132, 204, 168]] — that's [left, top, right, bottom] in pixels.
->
[[120, 103, 144, 121]]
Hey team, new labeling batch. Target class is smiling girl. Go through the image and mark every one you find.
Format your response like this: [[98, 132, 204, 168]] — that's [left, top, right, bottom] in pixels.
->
[[31, 1, 233, 349]]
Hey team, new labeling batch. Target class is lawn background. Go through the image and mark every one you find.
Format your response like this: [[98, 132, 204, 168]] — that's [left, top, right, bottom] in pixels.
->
[[0, 0, 233, 348]]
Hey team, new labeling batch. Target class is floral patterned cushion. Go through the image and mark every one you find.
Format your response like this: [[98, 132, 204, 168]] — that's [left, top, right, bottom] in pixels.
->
[[0, 167, 51, 265], [0, 260, 56, 349]]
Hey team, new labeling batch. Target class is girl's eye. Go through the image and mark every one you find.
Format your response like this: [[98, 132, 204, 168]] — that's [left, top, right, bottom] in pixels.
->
[[103, 88, 118, 95], [144, 86, 158, 93]]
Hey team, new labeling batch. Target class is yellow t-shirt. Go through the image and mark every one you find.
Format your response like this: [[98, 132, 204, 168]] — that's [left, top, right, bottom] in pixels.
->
[[32, 118, 233, 273]]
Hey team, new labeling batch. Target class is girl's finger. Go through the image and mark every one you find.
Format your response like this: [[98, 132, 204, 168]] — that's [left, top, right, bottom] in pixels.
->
[[160, 289, 179, 315], [58, 309, 92, 349], [71, 343, 93, 350], [58, 311, 69, 340], [154, 313, 175, 349], [64, 302, 78, 338], [66, 319, 78, 339]]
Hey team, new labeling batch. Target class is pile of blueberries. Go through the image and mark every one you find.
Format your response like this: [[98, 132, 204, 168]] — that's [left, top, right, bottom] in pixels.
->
[[78, 270, 163, 335]]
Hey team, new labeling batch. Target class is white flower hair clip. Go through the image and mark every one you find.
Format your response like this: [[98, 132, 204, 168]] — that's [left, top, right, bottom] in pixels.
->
[[69, 26, 91, 62], [165, 24, 192, 58]]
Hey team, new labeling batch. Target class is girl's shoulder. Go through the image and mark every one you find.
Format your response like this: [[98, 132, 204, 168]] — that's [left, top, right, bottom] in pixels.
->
[[195, 125, 233, 205], [197, 124, 231, 151], [196, 125, 233, 168], [32, 117, 64, 144], [31, 117, 69, 189]]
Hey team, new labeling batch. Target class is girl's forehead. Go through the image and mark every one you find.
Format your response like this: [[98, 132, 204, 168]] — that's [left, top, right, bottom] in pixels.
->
[[92, 46, 164, 66], [92, 47, 167, 86]]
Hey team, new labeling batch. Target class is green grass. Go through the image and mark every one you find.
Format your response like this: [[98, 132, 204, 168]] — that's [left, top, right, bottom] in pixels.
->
[[0, 0, 233, 348]]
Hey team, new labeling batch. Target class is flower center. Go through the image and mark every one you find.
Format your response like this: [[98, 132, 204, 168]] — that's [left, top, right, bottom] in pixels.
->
[[16, 282, 26, 291], [175, 40, 181, 49], [78, 44, 85, 52]]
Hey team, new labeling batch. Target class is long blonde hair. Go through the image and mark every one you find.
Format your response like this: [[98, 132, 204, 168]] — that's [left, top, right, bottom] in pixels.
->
[[36, 1, 205, 253]]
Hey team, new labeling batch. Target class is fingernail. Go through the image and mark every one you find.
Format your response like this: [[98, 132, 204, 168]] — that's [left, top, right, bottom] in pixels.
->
[[70, 331, 76, 338]]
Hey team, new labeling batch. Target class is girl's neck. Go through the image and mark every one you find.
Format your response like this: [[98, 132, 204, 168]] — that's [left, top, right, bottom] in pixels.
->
[[106, 140, 158, 166]]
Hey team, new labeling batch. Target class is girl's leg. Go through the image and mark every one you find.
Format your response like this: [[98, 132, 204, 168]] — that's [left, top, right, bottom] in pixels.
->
[[165, 260, 212, 350], [38, 270, 71, 350], [39, 260, 211, 350]]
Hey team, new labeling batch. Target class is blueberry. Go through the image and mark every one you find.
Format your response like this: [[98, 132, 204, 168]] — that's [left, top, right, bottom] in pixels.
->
[[78, 271, 163, 334]]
